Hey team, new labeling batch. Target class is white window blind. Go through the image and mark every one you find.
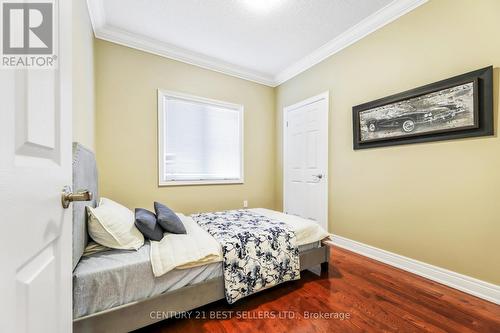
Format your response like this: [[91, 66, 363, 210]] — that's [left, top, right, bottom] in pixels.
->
[[158, 90, 243, 185]]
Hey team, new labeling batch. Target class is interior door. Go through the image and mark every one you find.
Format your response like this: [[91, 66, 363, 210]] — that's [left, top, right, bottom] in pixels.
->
[[284, 92, 329, 231], [0, 1, 72, 332]]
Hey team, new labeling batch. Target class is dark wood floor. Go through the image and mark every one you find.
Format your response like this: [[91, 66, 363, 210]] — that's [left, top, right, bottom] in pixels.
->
[[136, 246, 500, 333]]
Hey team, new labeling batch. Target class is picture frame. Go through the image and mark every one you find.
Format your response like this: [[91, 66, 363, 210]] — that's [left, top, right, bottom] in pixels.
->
[[352, 66, 493, 149]]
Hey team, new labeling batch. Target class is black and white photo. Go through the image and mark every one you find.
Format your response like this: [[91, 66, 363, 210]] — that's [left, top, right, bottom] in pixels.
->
[[353, 66, 493, 149], [359, 81, 477, 142]]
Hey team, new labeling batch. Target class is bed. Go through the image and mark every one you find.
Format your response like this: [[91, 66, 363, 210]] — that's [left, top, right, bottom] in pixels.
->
[[71, 143, 330, 333]]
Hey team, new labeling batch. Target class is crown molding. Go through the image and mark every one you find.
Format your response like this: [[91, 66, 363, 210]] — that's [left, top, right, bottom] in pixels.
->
[[86, 0, 275, 87], [95, 25, 276, 86], [86, 0, 427, 87], [274, 0, 428, 85], [86, 0, 105, 32]]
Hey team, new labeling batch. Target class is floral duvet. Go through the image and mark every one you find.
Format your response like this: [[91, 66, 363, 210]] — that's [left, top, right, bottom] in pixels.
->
[[191, 210, 300, 304]]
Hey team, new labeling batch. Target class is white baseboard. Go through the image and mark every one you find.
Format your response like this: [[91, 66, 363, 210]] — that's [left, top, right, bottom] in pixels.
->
[[326, 235, 500, 305]]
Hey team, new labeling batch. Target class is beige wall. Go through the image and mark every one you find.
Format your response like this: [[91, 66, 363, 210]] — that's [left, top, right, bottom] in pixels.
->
[[94, 0, 500, 283], [276, 0, 500, 284], [95, 39, 276, 214], [73, 0, 95, 150]]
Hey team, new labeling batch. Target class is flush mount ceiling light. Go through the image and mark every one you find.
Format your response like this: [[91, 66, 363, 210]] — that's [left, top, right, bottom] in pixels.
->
[[241, 0, 284, 13]]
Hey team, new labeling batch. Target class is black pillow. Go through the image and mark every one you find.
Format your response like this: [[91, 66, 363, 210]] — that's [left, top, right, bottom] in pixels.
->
[[154, 202, 187, 234], [134, 208, 164, 241]]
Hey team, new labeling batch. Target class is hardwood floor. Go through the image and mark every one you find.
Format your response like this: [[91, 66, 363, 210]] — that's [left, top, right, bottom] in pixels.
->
[[136, 246, 500, 333]]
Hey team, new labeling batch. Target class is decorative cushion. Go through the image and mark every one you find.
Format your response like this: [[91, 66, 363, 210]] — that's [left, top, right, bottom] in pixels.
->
[[135, 208, 164, 241], [87, 198, 144, 250], [154, 202, 187, 234]]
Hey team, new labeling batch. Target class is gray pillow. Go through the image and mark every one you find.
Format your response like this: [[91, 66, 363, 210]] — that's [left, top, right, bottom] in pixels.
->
[[134, 208, 164, 241], [154, 202, 187, 234]]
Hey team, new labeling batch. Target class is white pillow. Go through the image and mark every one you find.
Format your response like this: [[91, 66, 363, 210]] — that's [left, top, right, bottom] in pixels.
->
[[87, 198, 144, 250]]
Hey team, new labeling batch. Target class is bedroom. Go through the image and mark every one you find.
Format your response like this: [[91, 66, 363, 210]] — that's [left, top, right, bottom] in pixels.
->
[[0, 0, 499, 332]]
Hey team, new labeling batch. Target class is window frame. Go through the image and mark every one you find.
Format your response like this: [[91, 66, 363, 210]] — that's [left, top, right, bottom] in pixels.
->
[[157, 89, 244, 186]]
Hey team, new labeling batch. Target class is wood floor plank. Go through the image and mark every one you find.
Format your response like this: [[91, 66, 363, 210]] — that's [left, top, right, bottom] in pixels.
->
[[314, 266, 442, 329], [135, 246, 500, 333]]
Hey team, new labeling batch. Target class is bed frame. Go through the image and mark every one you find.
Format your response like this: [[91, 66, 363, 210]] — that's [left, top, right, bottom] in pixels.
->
[[71, 143, 330, 333], [73, 243, 330, 333]]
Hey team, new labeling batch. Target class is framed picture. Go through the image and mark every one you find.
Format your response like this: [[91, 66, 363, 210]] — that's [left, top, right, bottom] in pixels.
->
[[352, 66, 493, 149]]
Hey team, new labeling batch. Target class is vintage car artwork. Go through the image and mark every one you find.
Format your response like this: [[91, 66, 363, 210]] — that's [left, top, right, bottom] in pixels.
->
[[353, 66, 492, 149], [356, 80, 478, 144], [365, 104, 467, 133]]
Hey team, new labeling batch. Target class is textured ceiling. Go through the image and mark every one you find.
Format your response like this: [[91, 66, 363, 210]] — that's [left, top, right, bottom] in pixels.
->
[[99, 0, 393, 78]]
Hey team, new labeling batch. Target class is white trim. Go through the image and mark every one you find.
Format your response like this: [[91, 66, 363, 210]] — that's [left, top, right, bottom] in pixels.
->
[[159, 179, 244, 187], [327, 235, 500, 305], [86, 0, 274, 86], [158, 89, 244, 110], [86, 0, 105, 32], [95, 25, 276, 87], [157, 89, 244, 187], [274, 0, 428, 85], [283, 91, 330, 112], [86, 0, 427, 87], [283, 92, 329, 231]]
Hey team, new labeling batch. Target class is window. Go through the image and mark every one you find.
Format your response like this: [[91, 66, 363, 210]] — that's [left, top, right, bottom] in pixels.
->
[[158, 90, 244, 186]]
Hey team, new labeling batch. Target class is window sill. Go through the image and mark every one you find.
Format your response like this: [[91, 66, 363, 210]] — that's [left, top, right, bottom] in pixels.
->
[[158, 179, 244, 187]]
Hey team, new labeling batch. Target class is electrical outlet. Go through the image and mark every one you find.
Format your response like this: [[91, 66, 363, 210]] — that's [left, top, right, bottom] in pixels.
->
[[243, 200, 248, 208]]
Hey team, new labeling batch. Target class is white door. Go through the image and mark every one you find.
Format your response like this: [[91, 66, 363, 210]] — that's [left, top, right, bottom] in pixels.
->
[[0, 1, 73, 332], [284, 92, 329, 230]]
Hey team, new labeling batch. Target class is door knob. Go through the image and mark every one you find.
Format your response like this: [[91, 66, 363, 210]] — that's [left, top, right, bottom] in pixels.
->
[[61, 186, 93, 209]]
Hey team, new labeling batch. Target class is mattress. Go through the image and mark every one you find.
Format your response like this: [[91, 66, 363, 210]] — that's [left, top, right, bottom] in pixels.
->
[[73, 241, 320, 318]]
